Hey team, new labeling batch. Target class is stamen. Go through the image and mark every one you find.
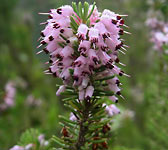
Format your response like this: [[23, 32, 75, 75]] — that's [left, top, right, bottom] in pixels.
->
[[40, 22, 48, 25], [121, 47, 127, 51], [38, 12, 50, 15], [124, 31, 131, 35], [37, 44, 42, 49], [119, 62, 126, 66], [119, 94, 125, 100], [123, 73, 131, 77], [36, 50, 43, 55], [123, 24, 129, 28], [118, 50, 126, 55], [44, 70, 50, 73], [123, 44, 130, 48]]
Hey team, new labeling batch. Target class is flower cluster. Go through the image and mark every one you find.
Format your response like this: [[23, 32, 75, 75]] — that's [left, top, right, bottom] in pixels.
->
[[0, 81, 16, 111], [10, 134, 49, 150], [38, 3, 129, 103], [146, 17, 168, 52]]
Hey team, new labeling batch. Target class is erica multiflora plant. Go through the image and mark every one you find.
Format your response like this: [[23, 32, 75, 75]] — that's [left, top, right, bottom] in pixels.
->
[[38, 2, 129, 149]]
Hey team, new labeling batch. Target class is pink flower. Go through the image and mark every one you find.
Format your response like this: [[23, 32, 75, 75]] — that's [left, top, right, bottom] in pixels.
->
[[85, 86, 94, 100], [77, 24, 88, 40], [70, 112, 77, 121], [88, 49, 99, 64], [88, 27, 99, 43], [56, 85, 66, 96], [109, 96, 118, 103], [59, 46, 74, 58], [105, 104, 120, 117], [78, 40, 91, 55], [79, 89, 85, 101], [0, 81, 16, 111], [10, 145, 24, 150]]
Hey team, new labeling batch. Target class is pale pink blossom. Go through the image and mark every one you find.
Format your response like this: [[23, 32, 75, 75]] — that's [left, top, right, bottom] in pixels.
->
[[105, 104, 120, 117], [56, 85, 66, 96], [70, 112, 77, 121], [85, 86, 94, 100], [77, 24, 88, 40]]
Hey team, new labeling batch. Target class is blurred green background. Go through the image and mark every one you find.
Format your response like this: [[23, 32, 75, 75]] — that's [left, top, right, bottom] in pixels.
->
[[0, 0, 168, 149]]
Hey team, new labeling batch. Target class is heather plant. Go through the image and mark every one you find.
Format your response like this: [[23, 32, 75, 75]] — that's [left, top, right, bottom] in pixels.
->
[[37, 2, 129, 149]]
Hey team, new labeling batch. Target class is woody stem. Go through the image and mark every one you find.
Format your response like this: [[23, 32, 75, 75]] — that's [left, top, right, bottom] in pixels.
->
[[75, 100, 91, 150]]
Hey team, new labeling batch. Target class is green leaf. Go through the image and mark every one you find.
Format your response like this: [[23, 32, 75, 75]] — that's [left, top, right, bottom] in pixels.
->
[[87, 2, 96, 20], [95, 75, 115, 81], [59, 34, 67, 41], [86, 19, 90, 27], [62, 96, 77, 102], [70, 16, 79, 32], [89, 138, 106, 144], [52, 136, 67, 148], [59, 115, 78, 125], [72, 2, 79, 17], [83, 2, 89, 22], [78, 2, 83, 19]]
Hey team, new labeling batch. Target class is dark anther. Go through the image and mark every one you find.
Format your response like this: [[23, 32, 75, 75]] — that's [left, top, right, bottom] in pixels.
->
[[43, 48, 49, 54], [102, 34, 108, 39], [57, 8, 62, 14], [93, 57, 98, 65], [116, 42, 123, 50], [48, 15, 53, 19], [112, 19, 118, 25], [73, 76, 79, 81], [119, 70, 124, 76], [115, 58, 120, 63], [56, 54, 63, 61], [120, 19, 125, 25], [40, 32, 45, 37], [66, 40, 70, 43], [53, 23, 60, 29], [58, 62, 63, 66], [116, 91, 121, 95], [53, 72, 57, 77], [40, 40, 46, 45], [119, 29, 124, 35], [49, 36, 54, 41], [106, 62, 114, 69], [60, 29, 65, 33], [79, 47, 87, 52], [117, 16, 122, 20], [116, 80, 120, 86], [49, 60, 53, 63]]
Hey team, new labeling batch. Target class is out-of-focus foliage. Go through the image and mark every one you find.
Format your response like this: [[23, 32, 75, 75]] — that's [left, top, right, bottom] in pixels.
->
[[0, 0, 168, 149]]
